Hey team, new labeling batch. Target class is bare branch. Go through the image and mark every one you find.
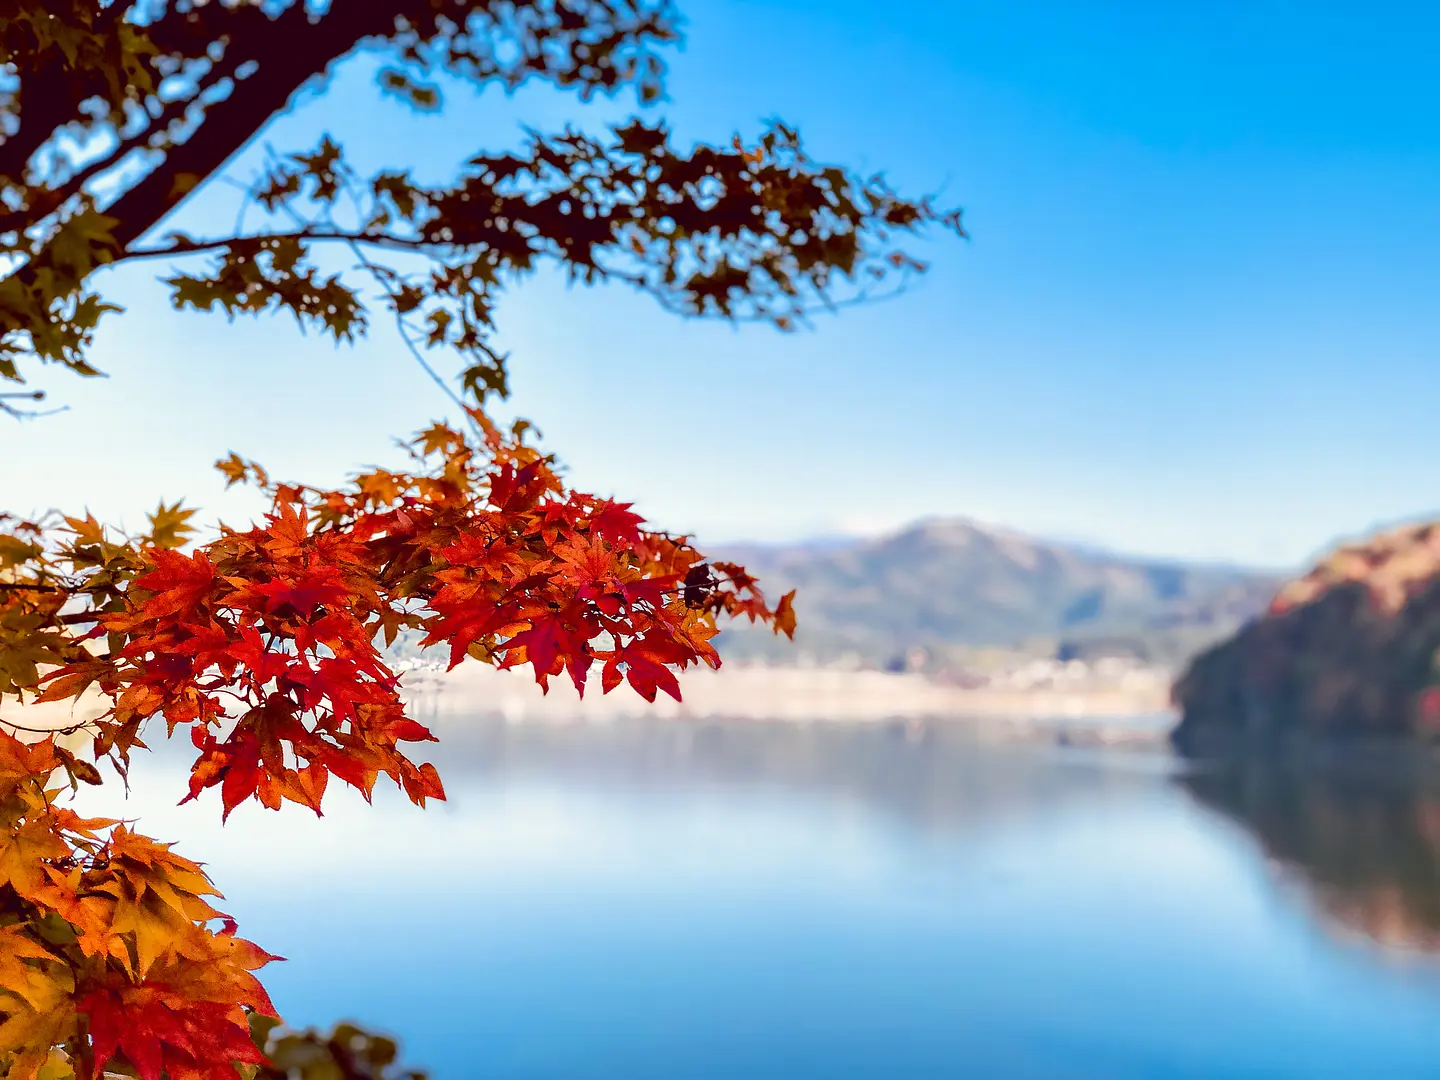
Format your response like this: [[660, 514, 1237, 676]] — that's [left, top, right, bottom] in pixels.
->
[[123, 229, 437, 262]]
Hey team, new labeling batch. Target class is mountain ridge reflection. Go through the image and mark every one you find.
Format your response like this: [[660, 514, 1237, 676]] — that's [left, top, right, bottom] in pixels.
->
[[1179, 759, 1440, 959]]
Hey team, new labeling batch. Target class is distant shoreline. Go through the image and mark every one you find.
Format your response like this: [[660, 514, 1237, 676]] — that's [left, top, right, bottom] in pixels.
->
[[401, 662, 1178, 745], [0, 663, 1178, 752]]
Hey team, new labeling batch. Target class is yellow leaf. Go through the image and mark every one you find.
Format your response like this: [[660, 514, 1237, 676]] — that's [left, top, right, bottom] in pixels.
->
[[0, 927, 75, 1070], [144, 500, 197, 550], [0, 821, 70, 898], [35, 1049, 75, 1080]]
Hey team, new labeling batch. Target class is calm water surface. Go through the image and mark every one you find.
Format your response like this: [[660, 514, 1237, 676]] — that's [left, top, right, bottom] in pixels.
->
[[98, 717, 1440, 1079]]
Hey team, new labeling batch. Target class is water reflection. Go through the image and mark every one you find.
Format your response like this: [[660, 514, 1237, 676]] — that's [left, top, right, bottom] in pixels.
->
[[122, 711, 1440, 966], [95, 716, 1440, 1078], [457, 716, 1440, 965], [423, 714, 1171, 836], [1180, 760, 1440, 957]]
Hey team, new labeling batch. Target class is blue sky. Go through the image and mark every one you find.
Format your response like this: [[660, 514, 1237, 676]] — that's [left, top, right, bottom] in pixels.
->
[[4, 0, 1439, 568]]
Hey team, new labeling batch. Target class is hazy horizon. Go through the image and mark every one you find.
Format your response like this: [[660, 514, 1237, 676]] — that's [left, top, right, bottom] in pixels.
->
[[702, 510, 1401, 575]]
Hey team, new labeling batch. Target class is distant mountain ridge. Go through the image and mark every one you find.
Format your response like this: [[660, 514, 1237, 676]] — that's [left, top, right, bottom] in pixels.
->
[[714, 518, 1286, 673]]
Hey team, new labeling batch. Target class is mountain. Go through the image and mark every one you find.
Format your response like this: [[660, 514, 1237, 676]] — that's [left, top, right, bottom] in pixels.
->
[[1173, 520, 1440, 748], [714, 518, 1285, 673]]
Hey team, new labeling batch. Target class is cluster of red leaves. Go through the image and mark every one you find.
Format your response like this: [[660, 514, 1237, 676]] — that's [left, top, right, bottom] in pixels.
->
[[0, 410, 792, 1079], [6, 410, 793, 822], [0, 732, 277, 1080]]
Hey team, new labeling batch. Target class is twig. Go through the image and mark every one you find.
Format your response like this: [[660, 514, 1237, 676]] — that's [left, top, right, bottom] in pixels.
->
[[123, 228, 437, 262]]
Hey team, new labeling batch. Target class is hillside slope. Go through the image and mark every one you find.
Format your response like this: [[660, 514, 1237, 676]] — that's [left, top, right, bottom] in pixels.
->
[[714, 519, 1283, 673], [1173, 520, 1440, 747]]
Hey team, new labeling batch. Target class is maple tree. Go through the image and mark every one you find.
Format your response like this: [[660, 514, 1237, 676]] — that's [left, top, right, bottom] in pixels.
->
[[0, 2, 962, 1077]]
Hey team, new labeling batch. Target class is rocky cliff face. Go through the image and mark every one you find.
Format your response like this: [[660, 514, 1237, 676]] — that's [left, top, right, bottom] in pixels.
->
[[1172, 521, 1440, 749]]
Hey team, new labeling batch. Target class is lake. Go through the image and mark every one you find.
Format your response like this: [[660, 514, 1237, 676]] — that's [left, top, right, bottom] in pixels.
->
[[90, 716, 1440, 1079]]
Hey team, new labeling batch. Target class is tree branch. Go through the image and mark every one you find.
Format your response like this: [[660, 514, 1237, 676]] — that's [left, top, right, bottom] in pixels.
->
[[0, 715, 99, 738], [100, 2, 403, 255], [0, 64, 72, 185], [22, 56, 245, 240], [0, 0, 156, 183], [123, 228, 437, 262]]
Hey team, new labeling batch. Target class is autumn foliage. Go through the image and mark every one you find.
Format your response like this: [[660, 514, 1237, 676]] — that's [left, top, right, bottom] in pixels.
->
[[0, 734, 276, 1080], [2, 409, 795, 1076], [5, 411, 794, 817], [0, 1, 958, 1077]]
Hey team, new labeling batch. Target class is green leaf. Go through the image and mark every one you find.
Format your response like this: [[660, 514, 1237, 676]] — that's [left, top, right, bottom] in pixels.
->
[[32, 913, 78, 947], [144, 500, 198, 550]]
